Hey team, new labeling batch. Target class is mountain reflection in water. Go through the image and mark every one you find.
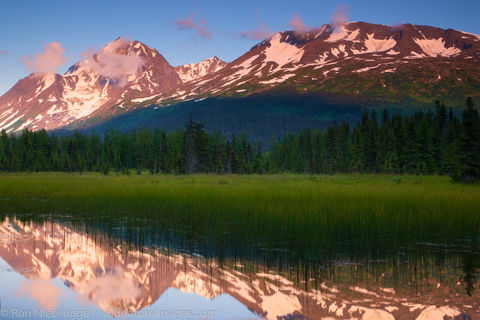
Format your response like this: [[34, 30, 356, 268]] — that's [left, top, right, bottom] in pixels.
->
[[0, 215, 478, 320]]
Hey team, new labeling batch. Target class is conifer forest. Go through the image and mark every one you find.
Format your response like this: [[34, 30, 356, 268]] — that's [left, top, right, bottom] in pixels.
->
[[0, 98, 478, 183]]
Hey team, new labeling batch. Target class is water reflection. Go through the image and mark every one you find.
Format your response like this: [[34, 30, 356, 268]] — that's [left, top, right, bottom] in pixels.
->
[[0, 216, 478, 319]]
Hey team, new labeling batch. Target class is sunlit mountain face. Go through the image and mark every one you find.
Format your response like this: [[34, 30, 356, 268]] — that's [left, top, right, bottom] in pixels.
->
[[1, 22, 479, 135], [0, 214, 478, 320]]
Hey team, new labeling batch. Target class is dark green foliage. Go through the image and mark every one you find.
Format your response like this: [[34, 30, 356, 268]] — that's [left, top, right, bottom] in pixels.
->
[[0, 100, 478, 182], [452, 98, 480, 183], [183, 117, 210, 173], [86, 90, 364, 144]]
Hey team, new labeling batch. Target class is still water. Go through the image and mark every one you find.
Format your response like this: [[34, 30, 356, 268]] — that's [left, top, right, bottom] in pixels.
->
[[0, 214, 478, 320]]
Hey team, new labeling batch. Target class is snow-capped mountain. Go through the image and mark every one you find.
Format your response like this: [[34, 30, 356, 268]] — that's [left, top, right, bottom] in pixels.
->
[[0, 37, 181, 132], [169, 22, 480, 104], [174, 56, 227, 82], [0, 22, 479, 133], [0, 218, 476, 319]]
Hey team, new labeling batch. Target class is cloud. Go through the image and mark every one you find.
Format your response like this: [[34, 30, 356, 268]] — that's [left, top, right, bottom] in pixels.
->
[[79, 38, 145, 87], [76, 267, 140, 311], [0, 50, 6, 57], [291, 13, 310, 34], [21, 42, 67, 74], [331, 4, 350, 29], [237, 22, 274, 40], [173, 12, 212, 39], [17, 278, 62, 310]]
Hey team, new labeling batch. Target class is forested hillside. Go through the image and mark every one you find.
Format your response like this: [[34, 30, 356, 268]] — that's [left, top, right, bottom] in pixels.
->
[[1, 98, 478, 182]]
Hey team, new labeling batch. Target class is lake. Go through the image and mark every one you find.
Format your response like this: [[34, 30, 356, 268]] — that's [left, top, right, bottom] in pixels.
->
[[0, 212, 477, 320]]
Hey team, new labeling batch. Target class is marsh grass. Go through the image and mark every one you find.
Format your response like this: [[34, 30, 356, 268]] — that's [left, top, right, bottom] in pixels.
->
[[0, 173, 478, 249], [1, 173, 478, 294]]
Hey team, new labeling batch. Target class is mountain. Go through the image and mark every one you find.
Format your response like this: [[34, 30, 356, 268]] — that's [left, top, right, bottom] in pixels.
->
[[1, 22, 479, 134], [0, 37, 181, 132], [83, 22, 480, 141], [174, 56, 227, 82], [165, 22, 480, 106]]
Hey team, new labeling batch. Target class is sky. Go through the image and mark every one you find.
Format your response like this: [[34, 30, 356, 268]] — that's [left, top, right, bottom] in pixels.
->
[[0, 0, 479, 95]]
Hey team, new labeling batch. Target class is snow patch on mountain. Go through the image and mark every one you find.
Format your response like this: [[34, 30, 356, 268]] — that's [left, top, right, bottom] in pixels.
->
[[382, 68, 397, 73], [325, 26, 349, 42], [62, 79, 110, 119], [325, 26, 360, 43], [414, 38, 461, 57], [355, 64, 382, 73], [175, 57, 227, 83], [40, 74, 56, 92], [387, 49, 401, 55], [0, 108, 13, 118], [259, 73, 296, 84], [236, 55, 258, 69], [131, 94, 159, 103], [16, 119, 33, 131], [263, 33, 304, 69], [0, 110, 19, 128], [352, 33, 397, 54]]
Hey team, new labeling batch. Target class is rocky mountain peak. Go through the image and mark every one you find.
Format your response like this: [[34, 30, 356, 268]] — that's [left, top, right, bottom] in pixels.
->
[[174, 56, 227, 83], [0, 38, 182, 132]]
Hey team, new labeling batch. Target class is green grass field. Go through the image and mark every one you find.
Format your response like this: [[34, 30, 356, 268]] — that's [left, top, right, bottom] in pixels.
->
[[0, 173, 478, 248]]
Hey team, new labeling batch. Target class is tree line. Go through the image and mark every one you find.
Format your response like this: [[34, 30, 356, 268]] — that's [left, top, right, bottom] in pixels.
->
[[0, 98, 478, 182]]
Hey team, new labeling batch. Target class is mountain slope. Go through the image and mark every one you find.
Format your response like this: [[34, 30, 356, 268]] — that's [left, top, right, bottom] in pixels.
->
[[0, 38, 181, 132], [165, 22, 480, 107], [80, 90, 364, 144]]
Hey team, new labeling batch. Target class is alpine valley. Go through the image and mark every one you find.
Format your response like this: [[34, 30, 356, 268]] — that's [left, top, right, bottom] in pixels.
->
[[1, 21, 479, 141]]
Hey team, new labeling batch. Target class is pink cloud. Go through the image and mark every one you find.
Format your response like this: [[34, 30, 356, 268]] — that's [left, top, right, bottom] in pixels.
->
[[76, 267, 140, 311], [21, 42, 67, 74], [17, 278, 62, 310], [291, 13, 310, 34], [237, 22, 274, 40], [79, 38, 145, 87], [331, 4, 350, 29], [173, 12, 212, 39], [0, 50, 6, 57]]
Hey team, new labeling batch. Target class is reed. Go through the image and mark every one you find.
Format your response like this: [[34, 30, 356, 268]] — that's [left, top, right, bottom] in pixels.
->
[[1, 173, 478, 293], [0, 173, 477, 248]]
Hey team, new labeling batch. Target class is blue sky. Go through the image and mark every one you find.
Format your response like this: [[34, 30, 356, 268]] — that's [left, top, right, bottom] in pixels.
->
[[0, 0, 479, 95]]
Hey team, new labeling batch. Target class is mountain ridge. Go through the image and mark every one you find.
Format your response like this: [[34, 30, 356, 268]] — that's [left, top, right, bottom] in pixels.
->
[[174, 56, 227, 82], [0, 21, 479, 133], [167, 21, 480, 105]]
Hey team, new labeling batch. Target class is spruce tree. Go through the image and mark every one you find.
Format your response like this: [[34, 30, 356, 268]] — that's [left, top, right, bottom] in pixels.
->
[[351, 126, 365, 172], [453, 98, 480, 183]]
